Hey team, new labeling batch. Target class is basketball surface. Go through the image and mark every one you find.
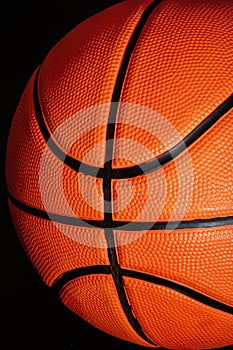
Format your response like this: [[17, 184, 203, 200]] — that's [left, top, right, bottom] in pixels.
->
[[5, 0, 233, 349]]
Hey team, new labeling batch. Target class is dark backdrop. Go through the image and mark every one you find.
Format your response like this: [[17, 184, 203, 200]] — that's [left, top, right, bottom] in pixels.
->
[[1, 2, 153, 349], [1, 2, 232, 350]]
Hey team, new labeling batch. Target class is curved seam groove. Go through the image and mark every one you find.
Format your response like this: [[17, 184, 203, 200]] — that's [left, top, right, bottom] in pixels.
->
[[122, 269, 233, 315], [52, 265, 111, 293], [33, 67, 233, 179], [52, 265, 233, 316], [33, 68, 102, 177], [8, 192, 233, 230], [102, 0, 166, 346], [110, 93, 233, 179]]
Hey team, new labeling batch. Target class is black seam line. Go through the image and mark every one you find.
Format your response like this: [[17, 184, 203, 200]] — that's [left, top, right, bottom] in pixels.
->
[[52, 265, 111, 293], [34, 63, 233, 180], [104, 229, 155, 345], [122, 269, 233, 315], [33, 68, 102, 177], [102, 1, 165, 346], [111, 92, 233, 179], [8, 192, 233, 230], [52, 265, 233, 316]]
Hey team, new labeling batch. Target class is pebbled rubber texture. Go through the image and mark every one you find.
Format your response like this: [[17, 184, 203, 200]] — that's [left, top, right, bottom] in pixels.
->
[[8, 203, 108, 286], [6, 0, 233, 348], [113, 0, 233, 167], [115, 227, 233, 306], [59, 274, 154, 347], [122, 277, 233, 349]]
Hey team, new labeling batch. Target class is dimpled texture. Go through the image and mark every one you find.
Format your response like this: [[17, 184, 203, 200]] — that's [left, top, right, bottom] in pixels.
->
[[113, 111, 233, 221], [5, 0, 233, 349], [122, 277, 233, 349], [9, 204, 108, 286], [115, 227, 233, 306], [59, 275, 154, 347], [38, 0, 154, 167], [113, 0, 233, 167], [6, 71, 104, 219]]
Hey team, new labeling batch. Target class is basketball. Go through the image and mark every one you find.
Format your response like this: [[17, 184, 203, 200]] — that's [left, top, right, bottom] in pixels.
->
[[6, 0, 233, 349]]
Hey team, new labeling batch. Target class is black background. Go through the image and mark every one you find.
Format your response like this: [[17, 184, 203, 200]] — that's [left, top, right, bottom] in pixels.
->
[[1, 2, 232, 350], [1, 1, 154, 349]]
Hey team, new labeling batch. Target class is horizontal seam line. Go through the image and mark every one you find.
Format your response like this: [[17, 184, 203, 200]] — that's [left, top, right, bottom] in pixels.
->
[[8, 192, 233, 230]]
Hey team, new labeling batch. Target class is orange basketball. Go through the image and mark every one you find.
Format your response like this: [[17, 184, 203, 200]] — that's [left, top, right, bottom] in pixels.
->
[[6, 0, 233, 349]]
